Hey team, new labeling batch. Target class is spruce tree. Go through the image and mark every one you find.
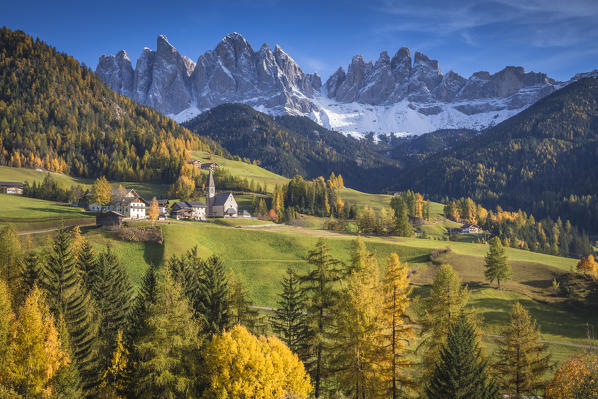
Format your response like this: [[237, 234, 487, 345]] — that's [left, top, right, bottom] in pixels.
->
[[270, 268, 308, 357], [484, 237, 512, 288], [53, 314, 84, 399], [20, 251, 40, 297], [0, 225, 23, 296], [76, 239, 97, 291], [40, 228, 99, 392], [299, 238, 343, 398], [90, 247, 134, 371], [394, 200, 413, 237], [382, 253, 413, 399], [426, 312, 499, 399], [132, 269, 200, 398], [229, 273, 258, 332], [125, 264, 158, 350], [197, 255, 230, 336], [494, 302, 552, 398]]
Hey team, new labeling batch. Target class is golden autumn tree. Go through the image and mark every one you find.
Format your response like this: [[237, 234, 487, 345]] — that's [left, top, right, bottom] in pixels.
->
[[328, 244, 384, 398], [418, 264, 470, 381], [98, 330, 129, 399], [9, 286, 70, 397], [0, 278, 15, 385], [382, 253, 414, 399], [545, 352, 598, 399], [148, 197, 160, 226], [201, 325, 312, 399], [493, 302, 552, 398], [577, 255, 598, 278], [92, 176, 112, 206]]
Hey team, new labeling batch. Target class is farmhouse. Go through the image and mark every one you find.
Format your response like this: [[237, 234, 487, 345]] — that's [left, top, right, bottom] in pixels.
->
[[0, 181, 24, 195], [461, 223, 481, 234], [201, 162, 219, 171], [206, 169, 238, 218], [171, 201, 206, 221], [109, 197, 147, 219], [96, 210, 123, 229], [188, 160, 203, 168], [156, 199, 169, 217]]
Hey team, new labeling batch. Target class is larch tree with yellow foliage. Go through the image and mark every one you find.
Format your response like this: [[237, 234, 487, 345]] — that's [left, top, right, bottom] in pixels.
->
[[493, 302, 551, 398], [418, 264, 470, 381], [148, 197, 160, 225], [92, 176, 112, 207], [328, 240, 384, 398], [382, 253, 414, 399], [201, 325, 312, 399], [9, 286, 70, 398]]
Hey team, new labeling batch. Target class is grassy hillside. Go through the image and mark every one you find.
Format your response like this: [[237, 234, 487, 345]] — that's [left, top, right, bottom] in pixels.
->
[[0, 166, 170, 198], [190, 151, 289, 190], [0, 193, 93, 231]]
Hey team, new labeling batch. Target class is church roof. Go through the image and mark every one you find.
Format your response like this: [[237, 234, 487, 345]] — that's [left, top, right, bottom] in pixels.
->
[[212, 192, 233, 206]]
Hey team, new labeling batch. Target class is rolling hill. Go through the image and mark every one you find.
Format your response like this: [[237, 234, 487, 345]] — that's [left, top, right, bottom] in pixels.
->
[[183, 103, 397, 192]]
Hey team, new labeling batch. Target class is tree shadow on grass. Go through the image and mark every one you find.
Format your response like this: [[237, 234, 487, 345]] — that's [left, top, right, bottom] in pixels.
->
[[143, 241, 164, 268]]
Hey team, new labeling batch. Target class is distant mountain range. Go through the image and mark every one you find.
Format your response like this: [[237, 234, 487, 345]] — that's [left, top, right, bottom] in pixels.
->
[[96, 33, 597, 136]]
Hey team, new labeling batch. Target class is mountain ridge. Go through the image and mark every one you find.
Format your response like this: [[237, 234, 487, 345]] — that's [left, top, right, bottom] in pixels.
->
[[97, 32, 596, 136]]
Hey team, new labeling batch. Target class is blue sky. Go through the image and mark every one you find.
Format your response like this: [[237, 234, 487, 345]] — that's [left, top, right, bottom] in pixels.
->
[[3, 0, 597, 81]]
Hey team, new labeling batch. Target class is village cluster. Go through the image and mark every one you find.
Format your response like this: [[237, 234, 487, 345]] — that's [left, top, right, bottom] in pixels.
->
[[92, 167, 248, 228]]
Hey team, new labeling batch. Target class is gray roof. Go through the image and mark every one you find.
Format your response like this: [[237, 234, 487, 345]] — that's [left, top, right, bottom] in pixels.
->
[[0, 181, 23, 188], [172, 201, 206, 209], [212, 192, 233, 206]]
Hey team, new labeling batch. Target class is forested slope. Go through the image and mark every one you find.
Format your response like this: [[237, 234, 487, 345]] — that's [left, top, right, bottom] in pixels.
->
[[389, 78, 598, 233], [0, 27, 224, 183]]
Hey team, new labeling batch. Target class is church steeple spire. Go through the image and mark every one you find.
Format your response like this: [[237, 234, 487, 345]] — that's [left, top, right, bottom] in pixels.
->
[[207, 168, 216, 216]]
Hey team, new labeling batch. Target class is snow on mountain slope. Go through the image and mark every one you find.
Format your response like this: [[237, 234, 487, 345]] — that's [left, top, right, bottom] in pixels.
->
[[96, 33, 595, 137]]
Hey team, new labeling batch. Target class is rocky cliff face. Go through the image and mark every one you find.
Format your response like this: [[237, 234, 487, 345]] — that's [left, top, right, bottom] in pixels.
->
[[325, 51, 557, 111], [96, 33, 320, 119], [97, 33, 592, 136]]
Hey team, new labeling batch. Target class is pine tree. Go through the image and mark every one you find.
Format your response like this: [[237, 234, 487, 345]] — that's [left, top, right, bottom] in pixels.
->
[[494, 302, 552, 398], [382, 253, 413, 399], [426, 312, 499, 399], [484, 237, 512, 288], [419, 264, 469, 380], [40, 228, 99, 391], [328, 244, 384, 398], [394, 199, 413, 237], [197, 255, 230, 336], [0, 225, 23, 296], [90, 247, 133, 372], [132, 269, 200, 398], [299, 238, 343, 398], [52, 314, 84, 398], [76, 239, 97, 291], [20, 251, 40, 297], [229, 273, 258, 332], [270, 268, 308, 358], [125, 265, 158, 349]]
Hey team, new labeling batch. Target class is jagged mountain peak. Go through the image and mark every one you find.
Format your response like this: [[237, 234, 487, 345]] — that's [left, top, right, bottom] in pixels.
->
[[96, 34, 591, 137]]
